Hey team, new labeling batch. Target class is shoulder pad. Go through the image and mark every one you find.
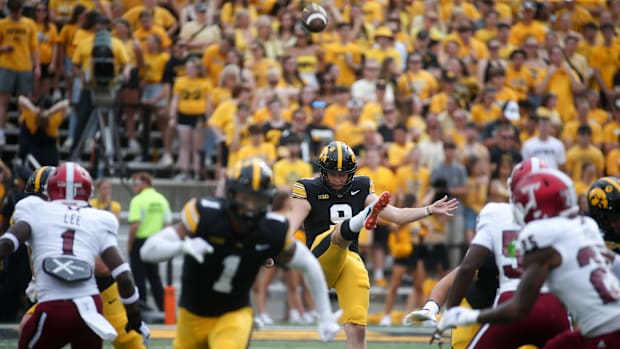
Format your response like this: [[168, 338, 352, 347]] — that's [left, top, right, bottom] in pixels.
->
[[96, 209, 120, 237], [477, 203, 513, 225], [13, 196, 45, 224], [518, 218, 564, 254]]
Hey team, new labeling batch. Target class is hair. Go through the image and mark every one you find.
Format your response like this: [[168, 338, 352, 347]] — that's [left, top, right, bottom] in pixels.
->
[[7, 0, 23, 11], [36, 96, 54, 110], [186, 56, 205, 77], [35, 2, 51, 31], [271, 190, 290, 211], [114, 18, 132, 38], [82, 10, 101, 30], [131, 172, 153, 185], [218, 64, 241, 87], [95, 177, 111, 189], [69, 4, 87, 25]]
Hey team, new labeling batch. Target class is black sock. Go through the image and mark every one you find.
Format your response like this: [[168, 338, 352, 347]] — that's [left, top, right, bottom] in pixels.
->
[[340, 219, 358, 241]]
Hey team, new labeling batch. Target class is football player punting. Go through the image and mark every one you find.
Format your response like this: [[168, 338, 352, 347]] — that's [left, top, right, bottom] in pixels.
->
[[139, 158, 340, 349], [436, 169, 620, 349], [288, 141, 458, 349], [0, 162, 148, 349]]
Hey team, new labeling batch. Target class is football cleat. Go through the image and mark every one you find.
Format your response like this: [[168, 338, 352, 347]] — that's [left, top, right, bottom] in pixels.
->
[[365, 191, 390, 230]]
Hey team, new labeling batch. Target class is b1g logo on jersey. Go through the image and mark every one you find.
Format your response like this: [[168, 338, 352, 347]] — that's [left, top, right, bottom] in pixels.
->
[[318, 194, 330, 200]]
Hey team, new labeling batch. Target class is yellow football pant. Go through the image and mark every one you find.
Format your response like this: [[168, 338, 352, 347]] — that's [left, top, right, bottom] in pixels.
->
[[173, 306, 253, 349], [100, 282, 146, 349], [311, 227, 370, 326]]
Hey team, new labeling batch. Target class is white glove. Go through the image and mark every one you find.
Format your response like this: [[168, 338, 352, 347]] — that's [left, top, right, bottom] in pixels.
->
[[139, 321, 150, 346], [182, 237, 214, 263], [317, 315, 340, 342], [404, 308, 438, 325], [437, 307, 480, 332], [25, 279, 37, 303]]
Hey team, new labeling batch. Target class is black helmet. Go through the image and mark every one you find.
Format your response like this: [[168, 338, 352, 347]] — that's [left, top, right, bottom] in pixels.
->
[[317, 141, 358, 193], [226, 158, 276, 226], [588, 176, 620, 238], [25, 166, 56, 199]]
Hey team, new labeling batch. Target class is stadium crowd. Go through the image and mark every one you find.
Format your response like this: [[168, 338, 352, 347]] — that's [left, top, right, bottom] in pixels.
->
[[0, 0, 620, 331]]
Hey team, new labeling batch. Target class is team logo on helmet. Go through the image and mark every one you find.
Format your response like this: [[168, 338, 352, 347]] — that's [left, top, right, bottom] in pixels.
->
[[589, 187, 609, 209]]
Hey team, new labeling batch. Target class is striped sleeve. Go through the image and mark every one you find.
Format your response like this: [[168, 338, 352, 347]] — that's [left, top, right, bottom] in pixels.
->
[[368, 178, 376, 195], [291, 182, 307, 199], [181, 198, 200, 235]]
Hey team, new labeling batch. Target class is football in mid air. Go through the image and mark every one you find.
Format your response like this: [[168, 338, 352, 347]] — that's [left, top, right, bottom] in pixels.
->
[[302, 3, 328, 33]]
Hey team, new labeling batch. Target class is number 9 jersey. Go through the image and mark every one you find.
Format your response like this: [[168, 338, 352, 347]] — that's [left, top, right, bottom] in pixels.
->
[[292, 176, 374, 252], [179, 197, 290, 317]]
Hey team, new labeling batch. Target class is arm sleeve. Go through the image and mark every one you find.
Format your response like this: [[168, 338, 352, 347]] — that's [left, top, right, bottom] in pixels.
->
[[285, 240, 333, 320], [140, 226, 183, 262], [181, 198, 200, 235]]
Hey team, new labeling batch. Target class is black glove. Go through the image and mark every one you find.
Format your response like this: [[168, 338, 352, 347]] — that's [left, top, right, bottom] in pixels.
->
[[125, 310, 143, 333]]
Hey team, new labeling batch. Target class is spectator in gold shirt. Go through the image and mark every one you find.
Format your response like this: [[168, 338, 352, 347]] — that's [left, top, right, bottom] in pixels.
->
[[89, 177, 121, 220], [0, 0, 40, 146]]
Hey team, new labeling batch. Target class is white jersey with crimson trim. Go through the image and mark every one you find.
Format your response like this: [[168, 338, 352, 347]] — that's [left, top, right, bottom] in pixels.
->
[[471, 203, 525, 294], [13, 196, 119, 302], [518, 216, 620, 337]]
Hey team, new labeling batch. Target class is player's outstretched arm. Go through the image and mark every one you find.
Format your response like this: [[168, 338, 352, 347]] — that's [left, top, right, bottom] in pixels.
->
[[276, 240, 340, 342], [445, 245, 492, 309], [140, 223, 213, 263], [433, 247, 557, 340], [376, 194, 459, 225], [404, 266, 459, 324], [0, 221, 31, 258], [101, 246, 149, 341]]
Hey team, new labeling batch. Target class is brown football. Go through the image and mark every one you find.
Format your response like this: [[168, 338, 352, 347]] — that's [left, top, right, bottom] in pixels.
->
[[302, 3, 328, 33]]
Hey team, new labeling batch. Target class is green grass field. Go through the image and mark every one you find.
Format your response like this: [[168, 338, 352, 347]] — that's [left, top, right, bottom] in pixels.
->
[[0, 324, 445, 349]]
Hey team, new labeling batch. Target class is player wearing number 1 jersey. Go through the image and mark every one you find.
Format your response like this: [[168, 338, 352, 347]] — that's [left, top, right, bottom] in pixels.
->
[[140, 158, 340, 349], [289, 141, 458, 349], [437, 169, 620, 349]]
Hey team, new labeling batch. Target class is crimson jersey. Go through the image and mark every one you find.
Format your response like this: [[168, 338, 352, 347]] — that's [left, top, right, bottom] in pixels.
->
[[292, 176, 374, 252], [179, 197, 290, 317]]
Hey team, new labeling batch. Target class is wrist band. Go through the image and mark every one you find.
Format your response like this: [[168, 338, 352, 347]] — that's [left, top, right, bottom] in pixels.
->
[[424, 206, 433, 217], [121, 286, 140, 304], [0, 233, 20, 253], [111, 263, 131, 279]]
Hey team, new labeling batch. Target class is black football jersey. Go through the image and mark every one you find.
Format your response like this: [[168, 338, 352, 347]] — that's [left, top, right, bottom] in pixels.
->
[[292, 176, 374, 252], [179, 197, 289, 316]]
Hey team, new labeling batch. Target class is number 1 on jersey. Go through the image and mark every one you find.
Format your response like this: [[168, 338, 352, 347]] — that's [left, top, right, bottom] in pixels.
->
[[61, 230, 76, 255], [213, 255, 241, 293]]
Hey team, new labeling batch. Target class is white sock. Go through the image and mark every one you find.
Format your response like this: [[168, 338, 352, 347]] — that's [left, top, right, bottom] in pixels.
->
[[348, 202, 374, 232], [374, 269, 384, 280], [423, 300, 440, 315]]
